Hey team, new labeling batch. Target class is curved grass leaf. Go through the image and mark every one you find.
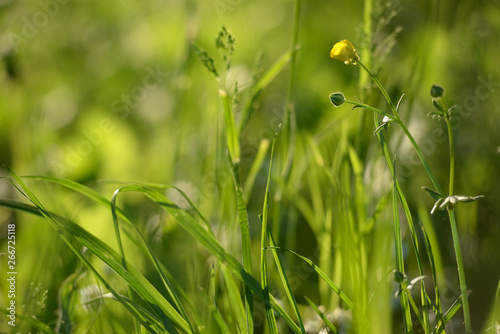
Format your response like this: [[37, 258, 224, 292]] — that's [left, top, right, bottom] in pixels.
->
[[4, 171, 301, 332], [229, 158, 254, 333], [304, 296, 339, 334], [22, 175, 204, 332], [0, 201, 165, 333], [243, 138, 270, 200], [111, 188, 198, 334], [4, 169, 190, 333], [268, 247, 355, 311], [239, 49, 293, 133], [260, 125, 281, 334], [0, 308, 57, 334], [268, 231, 306, 333], [222, 266, 247, 333], [220, 88, 240, 164], [108, 184, 301, 333]]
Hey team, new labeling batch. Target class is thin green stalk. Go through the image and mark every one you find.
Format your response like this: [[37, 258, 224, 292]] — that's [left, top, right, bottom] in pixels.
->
[[344, 100, 395, 119], [445, 112, 471, 333], [358, 60, 398, 116], [110, 190, 137, 332], [373, 113, 431, 331], [268, 231, 306, 333], [260, 126, 281, 334], [392, 159, 413, 333], [446, 115, 455, 197], [447, 210, 470, 333], [356, 48, 470, 334], [407, 292, 424, 330], [362, 54, 470, 331], [229, 160, 254, 334], [396, 119, 443, 195], [357, 60, 444, 195]]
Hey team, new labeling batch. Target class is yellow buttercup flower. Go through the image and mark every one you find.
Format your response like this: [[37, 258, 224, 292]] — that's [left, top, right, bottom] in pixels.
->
[[330, 39, 359, 65]]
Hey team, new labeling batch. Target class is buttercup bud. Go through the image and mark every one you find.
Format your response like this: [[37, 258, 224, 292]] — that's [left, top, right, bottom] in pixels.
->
[[330, 40, 359, 65], [329, 92, 345, 107], [430, 85, 445, 98]]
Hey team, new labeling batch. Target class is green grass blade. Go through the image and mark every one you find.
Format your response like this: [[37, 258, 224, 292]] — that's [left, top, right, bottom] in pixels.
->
[[106, 184, 301, 333], [0, 308, 57, 334], [101, 294, 172, 332], [5, 169, 190, 333], [418, 206, 446, 333], [304, 296, 339, 334], [442, 293, 466, 325], [239, 50, 292, 133], [21, 175, 203, 331], [105, 180, 214, 235], [205, 268, 232, 334], [111, 188, 198, 334], [361, 190, 391, 235], [0, 203, 167, 332], [56, 268, 87, 333], [229, 158, 254, 333], [6, 173, 301, 332], [22, 175, 114, 210], [222, 266, 248, 333], [253, 50, 293, 97], [260, 125, 281, 334], [268, 231, 306, 333], [391, 160, 413, 334], [220, 88, 240, 164], [119, 229, 202, 332], [447, 209, 471, 333], [243, 138, 270, 200], [270, 247, 355, 311], [29, 175, 199, 332], [395, 180, 430, 332], [24, 171, 213, 235]]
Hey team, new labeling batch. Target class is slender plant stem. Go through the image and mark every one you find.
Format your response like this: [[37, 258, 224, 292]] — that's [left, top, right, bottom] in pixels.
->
[[357, 60, 445, 195], [443, 97, 454, 196], [448, 210, 470, 333], [358, 61, 398, 117], [357, 58, 471, 332], [446, 120, 455, 197], [396, 120, 444, 195], [344, 100, 395, 119], [445, 112, 471, 333]]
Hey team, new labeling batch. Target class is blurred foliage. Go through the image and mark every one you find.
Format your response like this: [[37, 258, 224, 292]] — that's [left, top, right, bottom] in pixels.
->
[[1, 0, 500, 332]]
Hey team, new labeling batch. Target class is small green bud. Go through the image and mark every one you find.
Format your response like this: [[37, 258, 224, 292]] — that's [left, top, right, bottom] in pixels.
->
[[329, 92, 345, 107], [393, 269, 406, 284], [430, 85, 445, 98]]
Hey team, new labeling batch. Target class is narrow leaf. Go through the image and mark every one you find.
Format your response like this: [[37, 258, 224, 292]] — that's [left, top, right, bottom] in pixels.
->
[[221, 88, 240, 164], [422, 186, 444, 201], [260, 125, 281, 334], [304, 296, 339, 334]]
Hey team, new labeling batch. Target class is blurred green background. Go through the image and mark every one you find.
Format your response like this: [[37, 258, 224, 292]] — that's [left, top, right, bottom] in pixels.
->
[[1, 0, 500, 332]]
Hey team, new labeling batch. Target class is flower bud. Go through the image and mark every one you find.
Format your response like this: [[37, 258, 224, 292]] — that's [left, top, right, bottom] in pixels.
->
[[430, 85, 445, 98], [329, 92, 345, 107], [393, 269, 406, 284], [330, 40, 359, 65]]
